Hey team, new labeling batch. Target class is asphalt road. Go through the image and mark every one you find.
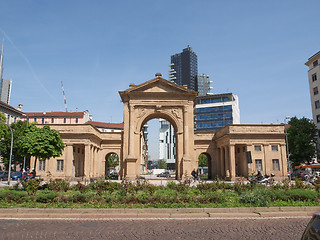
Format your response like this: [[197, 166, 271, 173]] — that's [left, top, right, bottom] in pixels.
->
[[0, 217, 310, 240]]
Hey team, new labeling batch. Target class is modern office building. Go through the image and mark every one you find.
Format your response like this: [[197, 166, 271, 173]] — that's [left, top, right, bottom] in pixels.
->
[[194, 93, 240, 132], [0, 79, 12, 104], [159, 119, 175, 169], [197, 74, 212, 96], [169, 46, 198, 91], [306, 51, 320, 149]]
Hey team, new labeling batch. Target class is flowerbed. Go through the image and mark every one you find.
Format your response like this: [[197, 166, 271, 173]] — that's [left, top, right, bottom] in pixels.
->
[[0, 178, 319, 208]]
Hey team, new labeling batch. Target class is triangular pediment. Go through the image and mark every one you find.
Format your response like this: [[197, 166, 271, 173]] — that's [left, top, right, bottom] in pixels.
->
[[125, 77, 195, 94]]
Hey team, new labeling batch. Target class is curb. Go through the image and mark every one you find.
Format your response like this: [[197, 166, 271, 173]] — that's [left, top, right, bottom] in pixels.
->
[[0, 206, 318, 219]]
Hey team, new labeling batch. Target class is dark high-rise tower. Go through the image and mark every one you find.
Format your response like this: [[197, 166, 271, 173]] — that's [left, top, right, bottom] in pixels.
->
[[169, 46, 198, 91]]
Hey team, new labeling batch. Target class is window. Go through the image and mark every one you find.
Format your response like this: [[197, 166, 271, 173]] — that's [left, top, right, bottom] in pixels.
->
[[271, 145, 278, 151], [312, 73, 317, 82], [39, 160, 46, 171], [41, 118, 45, 124], [34, 118, 37, 122], [63, 117, 66, 123], [317, 115, 320, 123], [255, 159, 263, 171], [57, 160, 64, 171], [272, 159, 280, 171], [51, 118, 54, 123], [315, 101, 320, 109], [313, 60, 318, 67], [237, 148, 240, 153], [314, 87, 319, 95], [254, 145, 262, 151], [243, 146, 246, 152], [75, 118, 79, 124], [73, 146, 75, 152]]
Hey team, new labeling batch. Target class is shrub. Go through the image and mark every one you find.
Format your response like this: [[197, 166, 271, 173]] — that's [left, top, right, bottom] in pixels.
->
[[292, 178, 305, 189], [0, 190, 28, 203], [22, 179, 40, 195], [71, 192, 87, 203], [71, 182, 88, 193], [47, 179, 70, 192], [287, 189, 318, 201], [36, 190, 57, 203], [240, 190, 269, 207]]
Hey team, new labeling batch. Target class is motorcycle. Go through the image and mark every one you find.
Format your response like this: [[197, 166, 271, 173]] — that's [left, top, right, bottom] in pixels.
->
[[249, 173, 275, 185]]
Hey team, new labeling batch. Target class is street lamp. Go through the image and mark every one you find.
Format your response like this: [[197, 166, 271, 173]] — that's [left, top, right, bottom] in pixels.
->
[[23, 116, 29, 170], [0, 120, 13, 185], [284, 116, 291, 179]]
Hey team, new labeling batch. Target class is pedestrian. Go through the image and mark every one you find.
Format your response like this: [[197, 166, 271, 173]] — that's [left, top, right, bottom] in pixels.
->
[[191, 169, 198, 180], [31, 168, 36, 178]]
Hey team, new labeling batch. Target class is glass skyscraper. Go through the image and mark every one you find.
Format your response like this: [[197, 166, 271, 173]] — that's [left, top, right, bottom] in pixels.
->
[[197, 74, 212, 96], [169, 46, 198, 91]]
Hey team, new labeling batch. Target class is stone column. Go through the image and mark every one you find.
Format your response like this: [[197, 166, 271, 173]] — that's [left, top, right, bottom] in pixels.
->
[[280, 143, 288, 178], [128, 104, 135, 157], [65, 144, 73, 178], [183, 106, 189, 157], [229, 144, 236, 180], [84, 144, 91, 178], [216, 148, 221, 177], [263, 144, 270, 174], [125, 104, 138, 179], [246, 144, 253, 177]]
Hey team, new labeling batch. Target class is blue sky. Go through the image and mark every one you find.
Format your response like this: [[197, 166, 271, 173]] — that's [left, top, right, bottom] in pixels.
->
[[0, 0, 319, 159]]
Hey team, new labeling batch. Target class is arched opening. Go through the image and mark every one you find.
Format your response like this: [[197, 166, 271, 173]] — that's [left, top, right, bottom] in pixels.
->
[[105, 153, 119, 179], [198, 153, 212, 180], [139, 115, 178, 179]]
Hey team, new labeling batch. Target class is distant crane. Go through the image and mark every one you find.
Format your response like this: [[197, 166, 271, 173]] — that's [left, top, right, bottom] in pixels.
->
[[61, 81, 68, 112]]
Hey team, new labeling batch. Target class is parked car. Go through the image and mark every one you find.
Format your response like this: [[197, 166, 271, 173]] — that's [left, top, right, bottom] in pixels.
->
[[301, 212, 320, 239], [11, 171, 23, 180], [157, 172, 171, 178], [290, 169, 309, 180], [0, 171, 9, 181]]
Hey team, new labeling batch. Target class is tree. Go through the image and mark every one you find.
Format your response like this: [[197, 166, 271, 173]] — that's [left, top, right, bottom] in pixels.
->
[[107, 153, 119, 168], [158, 160, 167, 169], [287, 117, 318, 167], [198, 153, 208, 167], [0, 112, 7, 139], [0, 120, 29, 169], [19, 125, 65, 174]]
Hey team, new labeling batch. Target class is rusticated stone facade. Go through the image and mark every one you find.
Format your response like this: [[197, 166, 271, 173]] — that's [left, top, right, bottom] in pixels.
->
[[30, 75, 288, 181]]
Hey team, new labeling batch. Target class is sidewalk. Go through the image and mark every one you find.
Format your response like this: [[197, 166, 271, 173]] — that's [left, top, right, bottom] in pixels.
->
[[0, 206, 319, 219]]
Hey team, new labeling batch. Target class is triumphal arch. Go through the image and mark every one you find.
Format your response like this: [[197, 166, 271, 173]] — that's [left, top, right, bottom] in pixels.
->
[[119, 73, 198, 179]]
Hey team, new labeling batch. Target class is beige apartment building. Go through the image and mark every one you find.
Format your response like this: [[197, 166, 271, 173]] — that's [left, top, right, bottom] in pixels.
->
[[306, 51, 320, 149], [30, 75, 288, 181]]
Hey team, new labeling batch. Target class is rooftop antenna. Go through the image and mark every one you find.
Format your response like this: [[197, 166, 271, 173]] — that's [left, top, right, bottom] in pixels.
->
[[61, 81, 68, 112]]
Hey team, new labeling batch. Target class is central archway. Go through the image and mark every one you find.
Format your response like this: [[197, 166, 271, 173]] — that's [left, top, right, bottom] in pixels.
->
[[119, 74, 198, 179]]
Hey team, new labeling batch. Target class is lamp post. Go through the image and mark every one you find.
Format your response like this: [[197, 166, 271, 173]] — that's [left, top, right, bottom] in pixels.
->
[[23, 116, 29, 170], [284, 116, 291, 179], [0, 120, 13, 185]]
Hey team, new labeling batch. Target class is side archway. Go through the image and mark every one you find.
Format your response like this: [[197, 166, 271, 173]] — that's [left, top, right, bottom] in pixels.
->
[[105, 153, 119, 177], [198, 152, 212, 179]]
